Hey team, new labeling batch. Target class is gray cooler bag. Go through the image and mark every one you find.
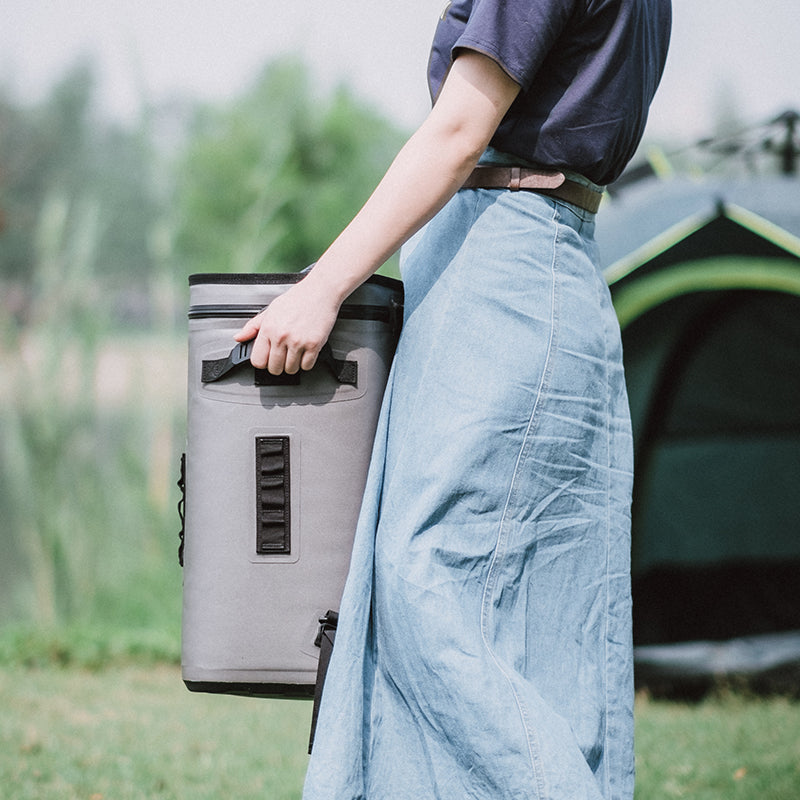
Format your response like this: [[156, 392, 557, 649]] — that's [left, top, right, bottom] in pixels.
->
[[180, 272, 402, 700]]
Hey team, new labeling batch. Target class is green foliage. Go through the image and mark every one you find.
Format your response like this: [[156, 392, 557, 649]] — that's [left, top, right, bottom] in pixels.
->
[[0, 623, 180, 670], [0, 332, 184, 636], [1, 55, 406, 328], [174, 58, 406, 278], [0, 59, 162, 295], [0, 165, 183, 634]]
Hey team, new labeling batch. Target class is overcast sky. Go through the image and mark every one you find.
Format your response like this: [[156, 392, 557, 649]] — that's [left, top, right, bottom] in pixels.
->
[[2, 0, 799, 144]]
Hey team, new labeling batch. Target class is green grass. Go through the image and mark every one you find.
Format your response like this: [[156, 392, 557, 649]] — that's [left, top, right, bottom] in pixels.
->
[[1, 664, 799, 799], [0, 665, 311, 800], [634, 689, 800, 799]]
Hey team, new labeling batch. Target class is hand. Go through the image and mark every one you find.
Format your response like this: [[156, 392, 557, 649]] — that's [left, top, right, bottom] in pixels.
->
[[233, 278, 341, 375]]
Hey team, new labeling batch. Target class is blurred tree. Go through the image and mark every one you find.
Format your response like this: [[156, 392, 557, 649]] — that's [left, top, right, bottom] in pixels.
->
[[1, 55, 407, 327], [0, 59, 162, 315], [173, 58, 407, 278]]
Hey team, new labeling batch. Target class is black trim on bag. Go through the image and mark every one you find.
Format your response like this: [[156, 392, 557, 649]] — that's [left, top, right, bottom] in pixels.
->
[[183, 681, 316, 699], [189, 273, 305, 286], [188, 272, 404, 342], [188, 272, 402, 292]]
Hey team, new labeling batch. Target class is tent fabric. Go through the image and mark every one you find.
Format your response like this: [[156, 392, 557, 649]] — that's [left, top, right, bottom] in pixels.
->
[[634, 630, 800, 681], [594, 174, 800, 679], [596, 175, 800, 277]]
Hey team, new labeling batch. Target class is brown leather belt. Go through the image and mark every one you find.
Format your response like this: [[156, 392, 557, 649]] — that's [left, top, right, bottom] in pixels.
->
[[461, 166, 603, 213]]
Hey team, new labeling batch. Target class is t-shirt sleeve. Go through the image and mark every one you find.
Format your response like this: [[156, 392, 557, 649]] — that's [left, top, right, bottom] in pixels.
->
[[452, 0, 579, 90]]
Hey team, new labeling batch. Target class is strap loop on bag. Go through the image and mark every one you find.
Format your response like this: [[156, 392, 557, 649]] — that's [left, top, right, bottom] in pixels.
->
[[308, 610, 339, 753]]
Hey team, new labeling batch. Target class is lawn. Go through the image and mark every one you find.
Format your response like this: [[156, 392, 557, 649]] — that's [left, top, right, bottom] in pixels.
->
[[1, 664, 798, 799], [634, 687, 800, 799], [0, 665, 310, 800]]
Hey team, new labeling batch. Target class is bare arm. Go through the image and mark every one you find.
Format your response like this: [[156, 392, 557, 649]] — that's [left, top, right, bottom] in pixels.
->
[[235, 51, 521, 374]]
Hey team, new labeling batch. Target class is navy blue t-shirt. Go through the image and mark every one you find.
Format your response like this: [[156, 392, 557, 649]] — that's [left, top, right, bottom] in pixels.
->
[[428, 0, 671, 185]]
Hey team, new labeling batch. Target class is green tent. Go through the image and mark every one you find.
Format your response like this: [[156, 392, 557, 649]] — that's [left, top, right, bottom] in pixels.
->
[[596, 175, 800, 680]]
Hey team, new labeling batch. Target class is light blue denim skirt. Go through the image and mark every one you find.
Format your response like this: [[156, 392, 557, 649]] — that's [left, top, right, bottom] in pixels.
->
[[303, 186, 635, 800]]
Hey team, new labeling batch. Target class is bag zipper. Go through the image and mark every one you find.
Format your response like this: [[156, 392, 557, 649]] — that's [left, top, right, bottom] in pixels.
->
[[188, 303, 394, 323]]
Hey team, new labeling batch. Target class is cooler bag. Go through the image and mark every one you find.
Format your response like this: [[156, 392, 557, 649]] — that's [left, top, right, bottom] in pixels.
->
[[179, 272, 403, 700]]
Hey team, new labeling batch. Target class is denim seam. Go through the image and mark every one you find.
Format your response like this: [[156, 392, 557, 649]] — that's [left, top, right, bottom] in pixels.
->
[[478, 200, 561, 800], [596, 268, 614, 800]]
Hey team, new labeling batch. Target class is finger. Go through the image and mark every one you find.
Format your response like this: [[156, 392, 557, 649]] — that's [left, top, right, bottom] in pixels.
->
[[267, 341, 288, 375], [300, 348, 319, 372], [250, 333, 270, 369], [283, 346, 303, 375]]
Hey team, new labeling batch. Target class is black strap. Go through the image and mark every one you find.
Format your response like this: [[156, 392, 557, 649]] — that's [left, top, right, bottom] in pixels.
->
[[308, 610, 339, 754], [177, 452, 186, 567], [201, 341, 357, 386], [315, 344, 358, 386], [201, 340, 253, 382]]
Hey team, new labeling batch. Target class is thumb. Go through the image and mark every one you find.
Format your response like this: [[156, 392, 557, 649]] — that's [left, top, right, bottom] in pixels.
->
[[234, 316, 261, 342]]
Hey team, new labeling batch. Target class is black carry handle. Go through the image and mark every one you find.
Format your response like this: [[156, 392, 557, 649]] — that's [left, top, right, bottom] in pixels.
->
[[201, 341, 357, 386]]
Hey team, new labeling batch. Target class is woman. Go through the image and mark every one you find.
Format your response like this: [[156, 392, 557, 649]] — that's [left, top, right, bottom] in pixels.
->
[[237, 1, 671, 797]]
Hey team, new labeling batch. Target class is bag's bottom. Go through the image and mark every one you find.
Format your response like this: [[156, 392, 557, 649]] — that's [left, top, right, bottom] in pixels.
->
[[183, 680, 316, 699]]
